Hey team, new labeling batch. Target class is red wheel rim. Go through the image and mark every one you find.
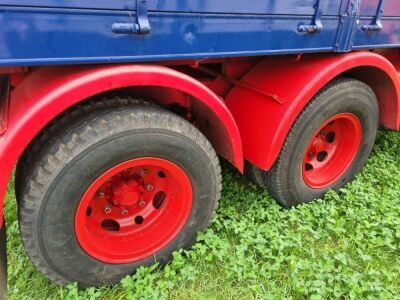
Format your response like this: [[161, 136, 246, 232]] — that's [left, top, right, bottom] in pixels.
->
[[75, 157, 192, 264], [302, 113, 362, 188]]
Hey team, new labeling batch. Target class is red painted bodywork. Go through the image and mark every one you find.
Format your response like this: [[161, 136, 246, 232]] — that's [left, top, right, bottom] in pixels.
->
[[0, 64, 243, 224], [225, 52, 400, 170], [1, 52, 400, 227]]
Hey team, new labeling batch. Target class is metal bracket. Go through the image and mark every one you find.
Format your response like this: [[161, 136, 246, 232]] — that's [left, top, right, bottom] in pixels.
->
[[298, 0, 323, 33], [361, 0, 384, 32], [193, 65, 285, 104], [0, 74, 10, 135], [112, 0, 151, 35], [334, 0, 360, 52]]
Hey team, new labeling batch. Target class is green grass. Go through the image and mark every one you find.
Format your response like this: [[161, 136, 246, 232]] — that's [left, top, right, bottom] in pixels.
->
[[5, 130, 400, 300]]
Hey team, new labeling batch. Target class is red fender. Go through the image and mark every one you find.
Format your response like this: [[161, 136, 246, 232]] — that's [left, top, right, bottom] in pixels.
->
[[225, 52, 400, 170], [0, 64, 243, 222]]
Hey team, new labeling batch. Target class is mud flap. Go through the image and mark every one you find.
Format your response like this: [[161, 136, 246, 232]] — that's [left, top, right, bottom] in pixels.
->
[[0, 220, 6, 300]]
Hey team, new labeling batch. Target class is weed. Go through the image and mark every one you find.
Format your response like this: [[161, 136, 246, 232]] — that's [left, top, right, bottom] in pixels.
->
[[5, 130, 400, 299]]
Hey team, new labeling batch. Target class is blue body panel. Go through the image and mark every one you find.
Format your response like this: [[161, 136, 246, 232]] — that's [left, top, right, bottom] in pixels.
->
[[0, 0, 398, 67], [0, 0, 342, 15]]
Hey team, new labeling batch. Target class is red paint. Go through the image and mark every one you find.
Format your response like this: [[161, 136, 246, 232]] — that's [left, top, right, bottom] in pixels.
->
[[0, 67, 27, 75], [0, 64, 243, 224], [225, 52, 400, 170], [2, 52, 400, 228], [198, 59, 260, 98], [75, 157, 192, 263], [302, 113, 362, 188]]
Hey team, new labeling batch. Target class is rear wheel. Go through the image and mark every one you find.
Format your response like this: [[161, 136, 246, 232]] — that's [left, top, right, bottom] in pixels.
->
[[17, 97, 221, 286], [245, 78, 379, 207]]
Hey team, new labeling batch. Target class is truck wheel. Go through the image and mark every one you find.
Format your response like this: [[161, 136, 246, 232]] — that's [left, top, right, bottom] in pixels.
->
[[245, 78, 379, 207], [17, 97, 221, 287]]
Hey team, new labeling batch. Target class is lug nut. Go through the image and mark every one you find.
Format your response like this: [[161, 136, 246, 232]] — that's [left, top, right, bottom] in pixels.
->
[[145, 184, 154, 192], [104, 205, 112, 214], [138, 199, 146, 207], [97, 191, 104, 198], [121, 209, 129, 216]]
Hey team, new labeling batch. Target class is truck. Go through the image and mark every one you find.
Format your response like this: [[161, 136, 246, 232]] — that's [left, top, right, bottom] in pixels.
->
[[0, 0, 399, 291]]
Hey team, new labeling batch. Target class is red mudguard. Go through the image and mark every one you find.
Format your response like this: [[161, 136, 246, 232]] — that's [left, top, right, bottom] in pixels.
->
[[225, 52, 400, 170]]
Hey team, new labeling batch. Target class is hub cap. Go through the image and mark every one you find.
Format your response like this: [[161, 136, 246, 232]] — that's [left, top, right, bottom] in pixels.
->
[[75, 157, 192, 264], [302, 113, 362, 188]]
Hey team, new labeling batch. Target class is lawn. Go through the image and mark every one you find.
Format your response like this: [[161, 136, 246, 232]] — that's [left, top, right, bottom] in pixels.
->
[[5, 130, 400, 300]]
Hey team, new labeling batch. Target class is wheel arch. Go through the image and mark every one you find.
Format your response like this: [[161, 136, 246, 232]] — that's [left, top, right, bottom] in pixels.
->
[[225, 51, 400, 171], [342, 65, 399, 130], [0, 64, 243, 224]]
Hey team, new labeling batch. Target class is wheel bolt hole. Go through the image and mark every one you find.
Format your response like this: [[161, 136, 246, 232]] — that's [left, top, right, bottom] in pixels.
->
[[305, 163, 313, 171], [157, 171, 166, 178], [326, 132, 335, 143], [135, 216, 144, 225], [101, 219, 120, 232], [153, 191, 166, 209], [317, 151, 328, 162], [86, 207, 92, 216]]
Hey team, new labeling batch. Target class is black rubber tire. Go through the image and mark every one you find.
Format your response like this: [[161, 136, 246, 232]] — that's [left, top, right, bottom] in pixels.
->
[[245, 78, 379, 207], [17, 97, 221, 287]]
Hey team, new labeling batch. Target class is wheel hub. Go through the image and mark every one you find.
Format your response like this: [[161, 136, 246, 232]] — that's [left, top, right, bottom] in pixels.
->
[[302, 113, 362, 188], [106, 177, 143, 207], [75, 157, 192, 264]]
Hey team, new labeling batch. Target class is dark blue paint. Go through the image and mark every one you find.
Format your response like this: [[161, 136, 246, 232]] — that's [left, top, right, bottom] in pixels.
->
[[334, 0, 360, 52], [297, 0, 323, 33], [354, 17, 400, 49], [361, 0, 384, 32], [354, 0, 400, 49], [0, 0, 398, 67], [360, 0, 400, 17], [0, 0, 343, 15]]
